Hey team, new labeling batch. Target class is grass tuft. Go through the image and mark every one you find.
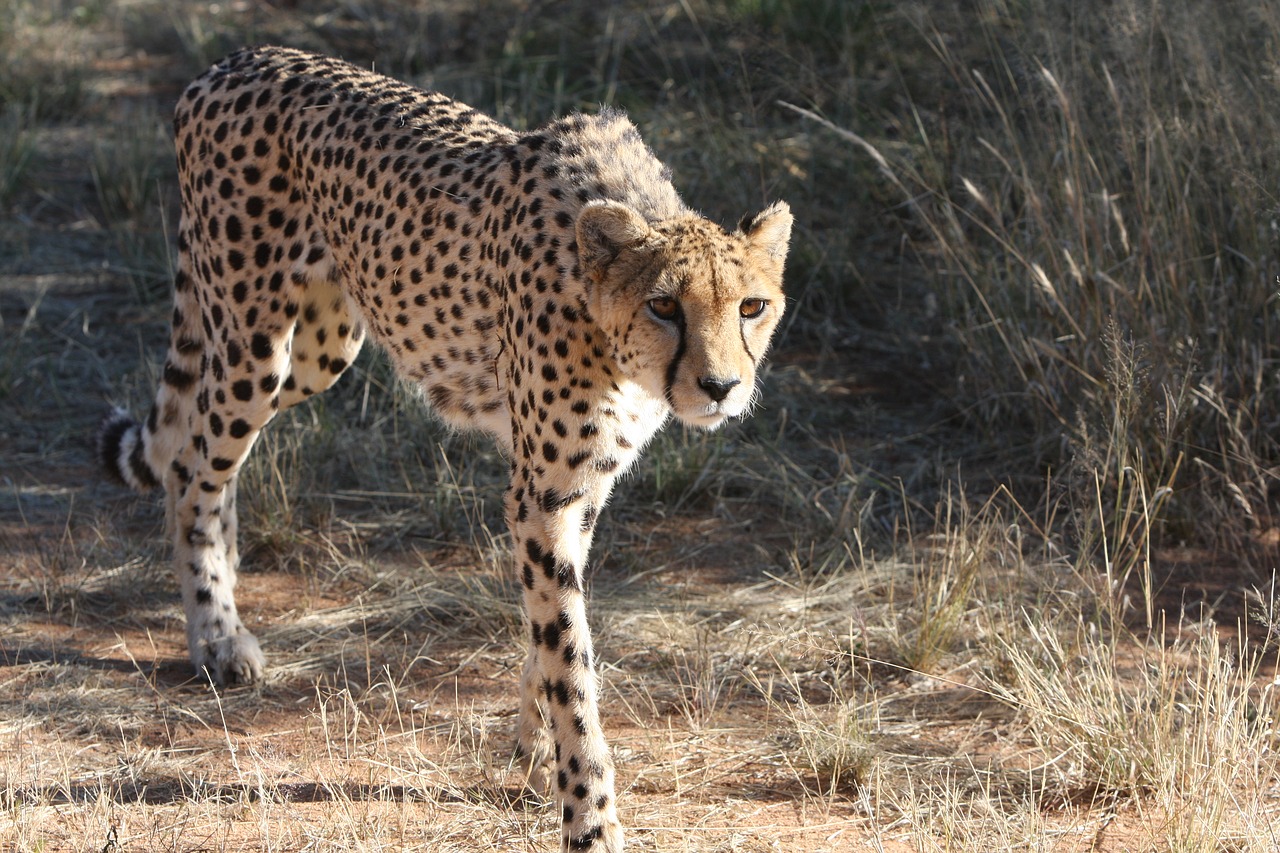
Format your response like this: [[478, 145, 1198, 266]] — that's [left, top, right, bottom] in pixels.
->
[[991, 613, 1279, 832], [0, 0, 90, 118], [0, 105, 36, 206]]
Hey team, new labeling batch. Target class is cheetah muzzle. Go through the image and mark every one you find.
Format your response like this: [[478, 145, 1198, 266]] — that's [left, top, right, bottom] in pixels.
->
[[99, 46, 792, 852]]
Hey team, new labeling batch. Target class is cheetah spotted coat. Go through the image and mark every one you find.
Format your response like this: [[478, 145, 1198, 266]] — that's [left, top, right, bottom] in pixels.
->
[[100, 46, 792, 852]]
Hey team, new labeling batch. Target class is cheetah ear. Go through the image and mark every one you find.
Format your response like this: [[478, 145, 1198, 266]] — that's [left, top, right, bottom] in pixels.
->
[[576, 200, 661, 284], [740, 200, 793, 264]]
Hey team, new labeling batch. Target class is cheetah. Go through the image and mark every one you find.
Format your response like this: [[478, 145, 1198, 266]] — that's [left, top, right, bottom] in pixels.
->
[[99, 46, 791, 852]]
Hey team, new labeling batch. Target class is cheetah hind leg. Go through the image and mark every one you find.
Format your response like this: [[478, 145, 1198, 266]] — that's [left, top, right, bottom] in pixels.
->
[[515, 643, 555, 797], [172, 472, 266, 686], [192, 474, 264, 684]]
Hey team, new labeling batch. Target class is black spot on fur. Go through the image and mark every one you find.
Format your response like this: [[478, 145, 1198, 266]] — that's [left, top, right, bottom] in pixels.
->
[[250, 332, 273, 360]]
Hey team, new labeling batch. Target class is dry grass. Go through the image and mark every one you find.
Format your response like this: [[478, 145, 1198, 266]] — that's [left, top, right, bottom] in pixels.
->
[[3, 0, 1280, 850]]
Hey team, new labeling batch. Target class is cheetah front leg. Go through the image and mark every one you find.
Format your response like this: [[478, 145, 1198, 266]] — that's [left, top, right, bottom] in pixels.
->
[[508, 485, 623, 852]]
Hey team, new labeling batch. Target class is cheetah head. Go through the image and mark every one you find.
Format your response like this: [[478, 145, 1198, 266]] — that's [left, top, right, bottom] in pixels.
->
[[577, 200, 792, 429]]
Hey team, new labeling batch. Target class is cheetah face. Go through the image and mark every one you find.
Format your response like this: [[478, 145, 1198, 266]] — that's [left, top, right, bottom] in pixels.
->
[[577, 200, 793, 428]]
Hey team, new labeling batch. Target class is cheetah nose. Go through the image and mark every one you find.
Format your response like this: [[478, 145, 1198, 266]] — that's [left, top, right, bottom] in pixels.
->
[[697, 376, 741, 403]]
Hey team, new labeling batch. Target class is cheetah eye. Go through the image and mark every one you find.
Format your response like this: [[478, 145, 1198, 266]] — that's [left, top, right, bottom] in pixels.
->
[[648, 296, 680, 321], [739, 298, 767, 319]]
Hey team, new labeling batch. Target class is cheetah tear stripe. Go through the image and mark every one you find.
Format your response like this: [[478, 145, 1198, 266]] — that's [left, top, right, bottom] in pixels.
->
[[97, 46, 792, 853]]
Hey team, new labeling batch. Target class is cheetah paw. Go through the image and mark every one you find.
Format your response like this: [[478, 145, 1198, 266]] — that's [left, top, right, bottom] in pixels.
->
[[194, 631, 265, 686], [564, 820, 624, 852], [513, 742, 555, 800]]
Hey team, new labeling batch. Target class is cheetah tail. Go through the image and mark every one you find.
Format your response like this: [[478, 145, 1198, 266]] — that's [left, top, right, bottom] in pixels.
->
[[97, 407, 161, 492]]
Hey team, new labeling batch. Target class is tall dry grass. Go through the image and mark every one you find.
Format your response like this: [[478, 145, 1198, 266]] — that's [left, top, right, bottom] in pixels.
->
[[791, 0, 1280, 565]]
